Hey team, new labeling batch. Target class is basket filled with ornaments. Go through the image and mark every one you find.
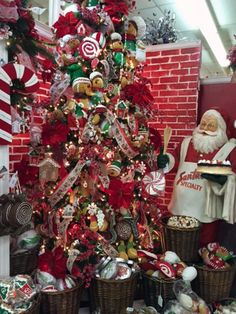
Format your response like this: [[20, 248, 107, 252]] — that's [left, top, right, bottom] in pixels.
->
[[160, 215, 201, 263], [192, 242, 236, 304], [89, 254, 140, 314], [35, 245, 84, 314], [0, 274, 40, 314], [210, 298, 236, 313], [139, 250, 198, 311], [10, 228, 41, 276], [163, 279, 211, 314]]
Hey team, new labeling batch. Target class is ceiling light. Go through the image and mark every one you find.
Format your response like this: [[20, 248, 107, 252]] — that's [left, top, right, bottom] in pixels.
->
[[176, 0, 229, 67]]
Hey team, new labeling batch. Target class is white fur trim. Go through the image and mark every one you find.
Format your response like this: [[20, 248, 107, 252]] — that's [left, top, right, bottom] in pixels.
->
[[111, 32, 122, 41], [89, 71, 102, 81], [129, 16, 146, 38], [72, 77, 90, 87]]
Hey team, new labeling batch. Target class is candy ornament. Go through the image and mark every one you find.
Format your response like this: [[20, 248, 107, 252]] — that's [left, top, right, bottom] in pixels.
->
[[182, 266, 197, 282], [79, 36, 100, 60], [164, 251, 180, 264], [142, 170, 165, 195]]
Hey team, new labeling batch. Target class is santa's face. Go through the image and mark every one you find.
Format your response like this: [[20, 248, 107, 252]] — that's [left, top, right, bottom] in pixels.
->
[[193, 114, 228, 154], [199, 116, 218, 134]]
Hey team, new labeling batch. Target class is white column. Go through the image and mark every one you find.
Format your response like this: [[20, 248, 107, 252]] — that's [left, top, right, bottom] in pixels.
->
[[48, 0, 62, 27], [0, 39, 10, 277]]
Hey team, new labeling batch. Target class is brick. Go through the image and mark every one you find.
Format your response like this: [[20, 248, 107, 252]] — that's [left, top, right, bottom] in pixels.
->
[[178, 116, 196, 123], [171, 69, 189, 76], [181, 47, 201, 54], [190, 53, 201, 60], [189, 82, 199, 89], [160, 90, 178, 97], [171, 55, 190, 62], [12, 146, 29, 154], [151, 57, 170, 64], [190, 68, 200, 75], [179, 75, 199, 82], [11, 139, 21, 145], [151, 84, 168, 90], [169, 96, 188, 103], [187, 109, 197, 116], [152, 71, 168, 77], [9, 154, 22, 161], [160, 76, 179, 83], [150, 78, 160, 84], [178, 103, 197, 109], [161, 49, 180, 56], [169, 83, 188, 90], [159, 103, 178, 109], [146, 65, 160, 71], [154, 97, 169, 103], [188, 96, 198, 102], [22, 138, 30, 145], [161, 63, 179, 70], [179, 89, 197, 96], [176, 130, 194, 136], [147, 51, 161, 57], [162, 117, 177, 123], [180, 61, 200, 69]]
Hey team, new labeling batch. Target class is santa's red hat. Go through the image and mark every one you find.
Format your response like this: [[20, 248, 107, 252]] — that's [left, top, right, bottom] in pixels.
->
[[202, 108, 235, 139]]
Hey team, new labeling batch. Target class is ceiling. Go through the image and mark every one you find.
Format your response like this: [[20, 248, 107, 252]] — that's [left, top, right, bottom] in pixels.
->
[[30, 0, 236, 79]]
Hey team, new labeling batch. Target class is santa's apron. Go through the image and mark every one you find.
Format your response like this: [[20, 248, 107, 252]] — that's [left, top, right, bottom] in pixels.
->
[[168, 137, 235, 223]]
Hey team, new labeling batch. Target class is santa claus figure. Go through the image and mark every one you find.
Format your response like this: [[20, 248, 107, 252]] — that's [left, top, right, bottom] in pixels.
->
[[158, 109, 236, 246]]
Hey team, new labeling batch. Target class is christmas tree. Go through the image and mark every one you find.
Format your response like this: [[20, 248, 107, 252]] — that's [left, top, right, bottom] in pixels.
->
[[25, 0, 164, 288]]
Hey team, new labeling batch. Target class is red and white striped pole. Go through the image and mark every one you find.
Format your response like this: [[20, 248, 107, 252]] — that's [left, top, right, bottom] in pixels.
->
[[0, 62, 39, 276]]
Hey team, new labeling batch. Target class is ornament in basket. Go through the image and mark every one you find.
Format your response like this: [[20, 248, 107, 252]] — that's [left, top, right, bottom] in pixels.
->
[[0, 274, 40, 313], [192, 242, 236, 303], [160, 215, 201, 263], [139, 249, 197, 310], [90, 257, 140, 314]]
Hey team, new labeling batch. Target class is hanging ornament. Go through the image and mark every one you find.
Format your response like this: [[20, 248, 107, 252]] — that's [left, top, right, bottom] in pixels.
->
[[38, 153, 61, 185], [142, 170, 165, 196]]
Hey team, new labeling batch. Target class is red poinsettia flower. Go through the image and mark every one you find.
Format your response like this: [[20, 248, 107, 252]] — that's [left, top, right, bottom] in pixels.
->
[[52, 12, 79, 39], [103, 0, 129, 17], [42, 120, 70, 146], [103, 177, 134, 209], [38, 246, 67, 279]]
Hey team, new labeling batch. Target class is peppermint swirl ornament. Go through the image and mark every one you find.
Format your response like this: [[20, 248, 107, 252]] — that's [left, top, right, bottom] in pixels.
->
[[79, 37, 100, 60], [142, 170, 165, 195]]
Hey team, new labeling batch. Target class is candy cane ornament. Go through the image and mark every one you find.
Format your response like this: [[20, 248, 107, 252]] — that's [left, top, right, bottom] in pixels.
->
[[0, 63, 39, 145]]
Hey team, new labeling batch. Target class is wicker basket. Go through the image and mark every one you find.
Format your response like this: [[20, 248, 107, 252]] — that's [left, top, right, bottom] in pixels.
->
[[142, 273, 176, 311], [40, 280, 83, 314], [10, 246, 39, 276], [90, 273, 138, 314], [25, 293, 41, 314], [192, 262, 236, 304], [160, 215, 201, 263]]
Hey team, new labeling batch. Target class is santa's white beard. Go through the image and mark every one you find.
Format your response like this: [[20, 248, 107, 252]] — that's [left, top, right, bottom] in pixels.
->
[[192, 126, 228, 154]]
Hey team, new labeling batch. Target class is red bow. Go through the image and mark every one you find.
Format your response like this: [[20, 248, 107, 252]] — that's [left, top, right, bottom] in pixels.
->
[[122, 82, 154, 113], [103, 177, 134, 209]]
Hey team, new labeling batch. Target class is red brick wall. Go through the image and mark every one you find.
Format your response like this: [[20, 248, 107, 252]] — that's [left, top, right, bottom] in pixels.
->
[[144, 42, 202, 209], [9, 74, 50, 171]]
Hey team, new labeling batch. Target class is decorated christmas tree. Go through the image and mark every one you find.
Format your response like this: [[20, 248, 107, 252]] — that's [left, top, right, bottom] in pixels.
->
[[25, 0, 165, 288]]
